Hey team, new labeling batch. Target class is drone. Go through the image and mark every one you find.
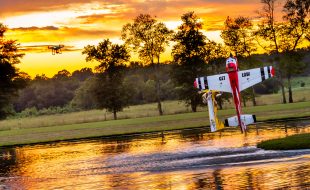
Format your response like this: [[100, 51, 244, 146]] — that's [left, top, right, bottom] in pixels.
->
[[19, 44, 76, 55], [48, 44, 65, 55]]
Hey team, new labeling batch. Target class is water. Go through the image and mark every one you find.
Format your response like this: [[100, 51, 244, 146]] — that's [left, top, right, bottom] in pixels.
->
[[0, 120, 309, 189]]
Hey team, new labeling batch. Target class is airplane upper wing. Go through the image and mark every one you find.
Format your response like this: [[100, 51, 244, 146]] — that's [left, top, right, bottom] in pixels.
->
[[195, 73, 231, 93], [238, 66, 274, 91]]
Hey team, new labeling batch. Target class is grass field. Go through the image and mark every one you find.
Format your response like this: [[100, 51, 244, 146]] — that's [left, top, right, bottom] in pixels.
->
[[288, 76, 310, 88], [2, 86, 310, 130], [257, 133, 310, 150], [0, 101, 309, 147], [0, 78, 309, 147]]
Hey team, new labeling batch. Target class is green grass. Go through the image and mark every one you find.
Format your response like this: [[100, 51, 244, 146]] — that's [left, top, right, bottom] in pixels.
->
[[0, 101, 195, 130], [0, 80, 309, 147], [0, 101, 309, 147], [257, 133, 310, 150], [1, 86, 310, 131], [289, 76, 310, 89]]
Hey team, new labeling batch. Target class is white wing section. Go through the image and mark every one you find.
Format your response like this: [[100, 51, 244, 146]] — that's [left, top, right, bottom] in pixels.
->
[[207, 73, 232, 93], [239, 66, 274, 91]]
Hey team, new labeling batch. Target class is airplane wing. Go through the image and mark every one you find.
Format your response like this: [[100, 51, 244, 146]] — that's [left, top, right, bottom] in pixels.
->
[[195, 73, 231, 93], [239, 66, 274, 91]]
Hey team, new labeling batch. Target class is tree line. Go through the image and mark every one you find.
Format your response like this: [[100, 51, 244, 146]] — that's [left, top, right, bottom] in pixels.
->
[[0, 0, 309, 119]]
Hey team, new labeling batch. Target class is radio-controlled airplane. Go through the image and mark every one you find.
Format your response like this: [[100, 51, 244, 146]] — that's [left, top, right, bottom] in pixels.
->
[[194, 56, 275, 133]]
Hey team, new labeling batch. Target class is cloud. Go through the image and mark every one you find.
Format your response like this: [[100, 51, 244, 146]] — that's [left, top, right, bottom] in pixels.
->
[[7, 26, 120, 45], [9, 26, 118, 36], [3, 0, 265, 46], [11, 26, 59, 31], [63, 27, 120, 37], [0, 0, 131, 17], [1, 0, 261, 18], [76, 13, 126, 24], [0, 0, 100, 15], [201, 0, 256, 4]]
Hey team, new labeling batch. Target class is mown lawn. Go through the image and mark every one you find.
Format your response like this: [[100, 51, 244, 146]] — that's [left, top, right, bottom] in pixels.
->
[[0, 101, 309, 147]]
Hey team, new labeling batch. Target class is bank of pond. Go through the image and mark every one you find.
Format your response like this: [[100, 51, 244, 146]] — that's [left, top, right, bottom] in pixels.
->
[[257, 133, 310, 150]]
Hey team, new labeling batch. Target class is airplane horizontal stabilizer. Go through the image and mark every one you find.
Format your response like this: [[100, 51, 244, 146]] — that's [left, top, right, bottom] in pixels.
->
[[224, 114, 256, 127]]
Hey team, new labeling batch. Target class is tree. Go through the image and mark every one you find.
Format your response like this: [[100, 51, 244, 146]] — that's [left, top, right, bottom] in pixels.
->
[[71, 77, 98, 110], [0, 23, 26, 119], [221, 16, 257, 57], [255, 0, 288, 104], [280, 50, 306, 103], [281, 0, 309, 102], [82, 39, 131, 120], [53, 69, 71, 80], [282, 0, 309, 50], [122, 14, 173, 115], [72, 67, 94, 81], [221, 16, 258, 106], [306, 33, 310, 42], [171, 12, 209, 112]]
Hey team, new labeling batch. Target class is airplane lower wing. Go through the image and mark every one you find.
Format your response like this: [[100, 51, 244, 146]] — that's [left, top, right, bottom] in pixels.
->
[[195, 73, 231, 93], [239, 66, 274, 91]]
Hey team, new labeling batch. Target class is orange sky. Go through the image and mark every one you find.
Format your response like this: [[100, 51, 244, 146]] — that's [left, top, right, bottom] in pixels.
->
[[1, 0, 286, 77]]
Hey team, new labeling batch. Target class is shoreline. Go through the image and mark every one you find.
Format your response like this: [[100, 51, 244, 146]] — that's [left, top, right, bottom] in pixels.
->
[[257, 133, 310, 150], [1, 115, 309, 149]]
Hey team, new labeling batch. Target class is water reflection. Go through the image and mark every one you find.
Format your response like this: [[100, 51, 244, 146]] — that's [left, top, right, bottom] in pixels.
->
[[0, 121, 309, 189]]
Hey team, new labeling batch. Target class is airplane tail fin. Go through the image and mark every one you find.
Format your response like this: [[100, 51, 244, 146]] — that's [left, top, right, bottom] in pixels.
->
[[224, 114, 256, 127]]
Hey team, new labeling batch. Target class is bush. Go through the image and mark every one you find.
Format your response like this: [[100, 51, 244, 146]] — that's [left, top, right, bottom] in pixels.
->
[[300, 81, 305, 87], [12, 105, 78, 118], [19, 107, 39, 117]]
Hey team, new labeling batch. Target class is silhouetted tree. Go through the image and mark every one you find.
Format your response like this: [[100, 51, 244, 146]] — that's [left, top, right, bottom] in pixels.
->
[[171, 12, 209, 112], [281, 0, 309, 102], [280, 50, 306, 103], [221, 16, 257, 57], [0, 23, 26, 119], [283, 0, 309, 50], [53, 69, 71, 80], [122, 14, 173, 115], [82, 39, 131, 120], [221, 16, 258, 106], [306, 33, 310, 42], [255, 0, 287, 103], [72, 67, 94, 81]]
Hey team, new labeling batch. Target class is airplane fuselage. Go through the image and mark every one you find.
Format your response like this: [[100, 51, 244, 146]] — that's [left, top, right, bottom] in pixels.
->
[[225, 57, 246, 133], [228, 69, 245, 133]]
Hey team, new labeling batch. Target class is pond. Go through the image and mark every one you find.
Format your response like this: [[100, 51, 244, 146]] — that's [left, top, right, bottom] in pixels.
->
[[0, 120, 309, 189]]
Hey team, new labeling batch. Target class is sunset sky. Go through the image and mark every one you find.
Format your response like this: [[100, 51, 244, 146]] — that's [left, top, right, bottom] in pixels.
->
[[1, 0, 285, 77]]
